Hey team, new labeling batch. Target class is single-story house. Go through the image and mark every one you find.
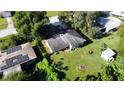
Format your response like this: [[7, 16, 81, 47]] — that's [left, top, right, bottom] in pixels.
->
[[110, 11, 124, 19], [0, 42, 37, 77], [0, 11, 11, 18], [97, 17, 122, 33], [49, 16, 68, 30], [101, 48, 116, 61], [45, 29, 86, 53]]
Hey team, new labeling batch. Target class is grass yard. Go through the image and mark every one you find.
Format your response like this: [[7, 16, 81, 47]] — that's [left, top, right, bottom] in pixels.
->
[[51, 32, 120, 80], [47, 11, 60, 17], [0, 18, 7, 30]]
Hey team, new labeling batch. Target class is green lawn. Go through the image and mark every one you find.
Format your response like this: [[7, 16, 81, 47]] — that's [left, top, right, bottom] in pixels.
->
[[47, 11, 60, 17], [51, 32, 120, 80], [0, 18, 7, 30]]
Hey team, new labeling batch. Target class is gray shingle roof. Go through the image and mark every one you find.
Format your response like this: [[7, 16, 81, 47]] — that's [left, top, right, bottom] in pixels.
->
[[46, 34, 68, 53], [46, 29, 86, 53], [61, 30, 86, 49]]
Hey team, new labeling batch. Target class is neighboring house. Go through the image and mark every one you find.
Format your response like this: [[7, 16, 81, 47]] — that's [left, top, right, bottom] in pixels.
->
[[0, 42, 37, 77], [101, 48, 116, 61], [45, 29, 86, 53], [97, 17, 122, 33], [49, 16, 68, 30], [0, 11, 11, 18], [110, 11, 124, 19]]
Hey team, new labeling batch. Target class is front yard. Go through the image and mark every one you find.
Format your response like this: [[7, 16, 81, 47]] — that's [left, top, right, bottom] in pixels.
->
[[51, 32, 120, 80], [0, 18, 7, 30]]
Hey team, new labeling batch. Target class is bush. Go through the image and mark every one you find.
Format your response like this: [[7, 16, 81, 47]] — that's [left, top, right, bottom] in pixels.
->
[[0, 35, 17, 50], [36, 57, 59, 81]]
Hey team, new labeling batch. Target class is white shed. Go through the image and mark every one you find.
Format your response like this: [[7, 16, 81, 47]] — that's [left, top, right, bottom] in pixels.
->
[[101, 48, 116, 61]]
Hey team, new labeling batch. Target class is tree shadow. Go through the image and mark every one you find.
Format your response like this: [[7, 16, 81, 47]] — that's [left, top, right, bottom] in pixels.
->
[[43, 53, 69, 81], [76, 29, 93, 46], [94, 32, 111, 39], [52, 61, 68, 81], [85, 75, 98, 81], [56, 70, 66, 81], [74, 77, 80, 81], [85, 72, 103, 81], [22, 70, 48, 81], [33, 45, 43, 61]]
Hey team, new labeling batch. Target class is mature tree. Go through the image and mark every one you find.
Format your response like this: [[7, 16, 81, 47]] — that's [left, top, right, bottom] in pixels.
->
[[13, 11, 49, 42], [1, 72, 31, 81], [27, 12, 49, 39], [0, 35, 17, 50], [86, 60, 124, 81], [59, 11, 102, 38], [36, 58, 59, 81]]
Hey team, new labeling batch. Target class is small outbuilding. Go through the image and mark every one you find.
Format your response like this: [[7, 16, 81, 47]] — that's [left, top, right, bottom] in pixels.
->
[[101, 48, 116, 61]]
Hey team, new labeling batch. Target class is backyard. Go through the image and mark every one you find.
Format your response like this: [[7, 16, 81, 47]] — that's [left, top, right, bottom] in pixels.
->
[[51, 32, 120, 80], [0, 18, 7, 30], [47, 11, 60, 17]]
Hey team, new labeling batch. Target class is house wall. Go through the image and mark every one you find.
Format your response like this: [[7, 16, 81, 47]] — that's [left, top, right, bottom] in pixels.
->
[[45, 40, 53, 53], [3, 65, 22, 78], [22, 59, 36, 66]]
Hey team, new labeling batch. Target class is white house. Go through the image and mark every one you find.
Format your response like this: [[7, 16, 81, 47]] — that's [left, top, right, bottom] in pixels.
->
[[97, 17, 122, 33], [101, 48, 116, 61], [110, 11, 124, 19]]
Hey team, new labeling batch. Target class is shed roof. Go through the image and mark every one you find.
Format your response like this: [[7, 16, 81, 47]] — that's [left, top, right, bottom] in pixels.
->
[[101, 48, 116, 58]]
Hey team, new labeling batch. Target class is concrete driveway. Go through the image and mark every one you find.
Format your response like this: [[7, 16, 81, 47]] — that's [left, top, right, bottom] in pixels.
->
[[0, 17, 17, 38], [6, 17, 14, 28]]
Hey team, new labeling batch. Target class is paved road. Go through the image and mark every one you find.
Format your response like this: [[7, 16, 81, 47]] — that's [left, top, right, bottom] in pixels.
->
[[0, 17, 17, 38]]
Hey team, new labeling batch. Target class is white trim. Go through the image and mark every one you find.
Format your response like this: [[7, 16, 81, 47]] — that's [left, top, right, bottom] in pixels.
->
[[45, 40, 53, 53]]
